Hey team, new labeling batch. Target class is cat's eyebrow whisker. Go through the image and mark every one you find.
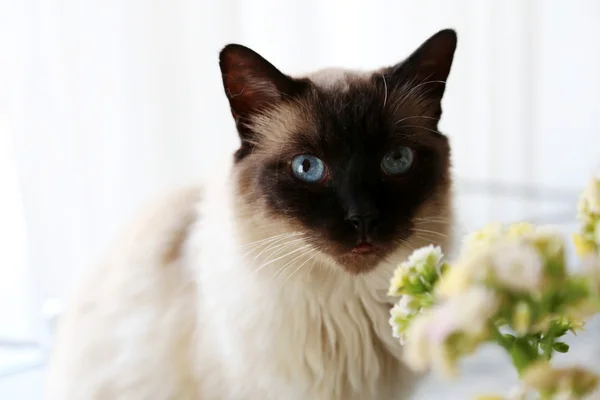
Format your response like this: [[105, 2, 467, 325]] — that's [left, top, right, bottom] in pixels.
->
[[398, 79, 446, 107], [393, 115, 440, 126], [401, 124, 445, 136], [381, 73, 388, 109]]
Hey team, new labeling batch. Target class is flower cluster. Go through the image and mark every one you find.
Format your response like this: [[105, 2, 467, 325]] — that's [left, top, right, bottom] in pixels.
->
[[574, 176, 600, 256], [388, 175, 600, 399], [388, 245, 447, 343], [522, 363, 599, 399]]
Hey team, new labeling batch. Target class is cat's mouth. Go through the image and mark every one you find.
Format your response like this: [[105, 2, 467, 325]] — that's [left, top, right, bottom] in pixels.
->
[[351, 242, 377, 255]]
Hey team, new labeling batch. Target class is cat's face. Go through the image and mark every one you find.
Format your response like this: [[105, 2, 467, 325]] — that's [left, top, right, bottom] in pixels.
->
[[220, 30, 456, 274]]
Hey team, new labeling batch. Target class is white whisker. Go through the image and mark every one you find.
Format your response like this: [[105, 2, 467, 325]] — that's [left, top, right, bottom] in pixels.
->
[[247, 237, 306, 268], [412, 228, 448, 238], [393, 115, 439, 126], [381, 73, 388, 108], [241, 232, 303, 249], [401, 124, 444, 136], [399, 79, 446, 106], [254, 244, 313, 275], [280, 250, 321, 288], [269, 248, 316, 282]]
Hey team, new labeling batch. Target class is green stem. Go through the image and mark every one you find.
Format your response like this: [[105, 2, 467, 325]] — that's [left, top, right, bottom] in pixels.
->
[[489, 324, 540, 377], [489, 323, 511, 351]]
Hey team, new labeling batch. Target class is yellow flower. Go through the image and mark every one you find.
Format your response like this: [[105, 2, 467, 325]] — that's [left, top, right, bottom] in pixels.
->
[[436, 265, 472, 297], [506, 222, 534, 239], [573, 233, 595, 256], [474, 395, 505, 400], [461, 222, 504, 253]]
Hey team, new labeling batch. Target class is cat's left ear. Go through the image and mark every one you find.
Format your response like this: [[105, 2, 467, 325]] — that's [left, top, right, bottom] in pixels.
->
[[219, 45, 303, 118], [390, 29, 457, 100], [219, 44, 308, 160]]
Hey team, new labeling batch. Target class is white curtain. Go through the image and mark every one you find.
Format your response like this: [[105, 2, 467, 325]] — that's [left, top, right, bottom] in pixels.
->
[[1, 0, 600, 343]]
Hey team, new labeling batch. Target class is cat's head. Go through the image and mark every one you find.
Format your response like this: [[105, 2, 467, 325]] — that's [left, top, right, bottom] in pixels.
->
[[220, 29, 456, 275]]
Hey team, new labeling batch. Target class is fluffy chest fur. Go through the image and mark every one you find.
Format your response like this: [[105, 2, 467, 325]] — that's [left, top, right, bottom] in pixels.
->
[[190, 176, 419, 400]]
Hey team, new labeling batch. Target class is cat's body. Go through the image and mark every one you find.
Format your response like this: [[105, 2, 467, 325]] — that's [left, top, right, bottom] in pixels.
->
[[47, 30, 457, 400]]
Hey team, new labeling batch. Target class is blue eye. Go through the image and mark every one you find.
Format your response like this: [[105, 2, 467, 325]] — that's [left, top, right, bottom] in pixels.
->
[[291, 155, 327, 183], [381, 147, 415, 175]]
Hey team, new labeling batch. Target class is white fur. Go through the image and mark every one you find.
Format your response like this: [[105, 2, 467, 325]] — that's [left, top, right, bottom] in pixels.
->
[[306, 67, 371, 91], [46, 158, 448, 399]]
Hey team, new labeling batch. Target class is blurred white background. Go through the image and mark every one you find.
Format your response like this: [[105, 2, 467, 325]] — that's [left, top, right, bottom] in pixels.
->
[[0, 0, 599, 398]]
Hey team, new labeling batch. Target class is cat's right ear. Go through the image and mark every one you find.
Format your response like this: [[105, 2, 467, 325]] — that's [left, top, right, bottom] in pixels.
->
[[219, 45, 307, 159]]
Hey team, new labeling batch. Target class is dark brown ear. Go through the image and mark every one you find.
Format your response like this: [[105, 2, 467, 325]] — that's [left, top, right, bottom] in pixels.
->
[[390, 29, 457, 100], [219, 44, 307, 160]]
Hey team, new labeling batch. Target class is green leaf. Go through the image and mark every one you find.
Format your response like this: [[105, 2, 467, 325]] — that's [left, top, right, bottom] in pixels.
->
[[509, 338, 541, 375], [552, 342, 570, 353], [502, 333, 516, 344]]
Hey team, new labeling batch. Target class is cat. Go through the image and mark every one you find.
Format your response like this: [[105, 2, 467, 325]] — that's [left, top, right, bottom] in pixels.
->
[[46, 28, 457, 400]]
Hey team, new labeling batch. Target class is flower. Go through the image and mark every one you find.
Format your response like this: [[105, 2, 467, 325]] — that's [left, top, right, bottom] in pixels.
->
[[388, 264, 409, 297], [436, 246, 489, 297], [389, 174, 600, 394], [578, 176, 600, 220], [523, 362, 599, 398], [461, 222, 504, 253], [513, 302, 532, 335], [408, 245, 444, 283], [573, 233, 596, 257], [531, 226, 565, 257], [389, 295, 421, 343], [489, 240, 544, 292], [402, 311, 434, 372], [402, 286, 499, 377], [388, 245, 444, 297], [507, 222, 535, 238], [436, 264, 473, 297], [440, 236, 547, 296], [408, 244, 443, 266]]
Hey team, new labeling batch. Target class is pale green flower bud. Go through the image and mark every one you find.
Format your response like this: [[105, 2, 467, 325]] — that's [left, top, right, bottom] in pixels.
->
[[513, 302, 531, 335]]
